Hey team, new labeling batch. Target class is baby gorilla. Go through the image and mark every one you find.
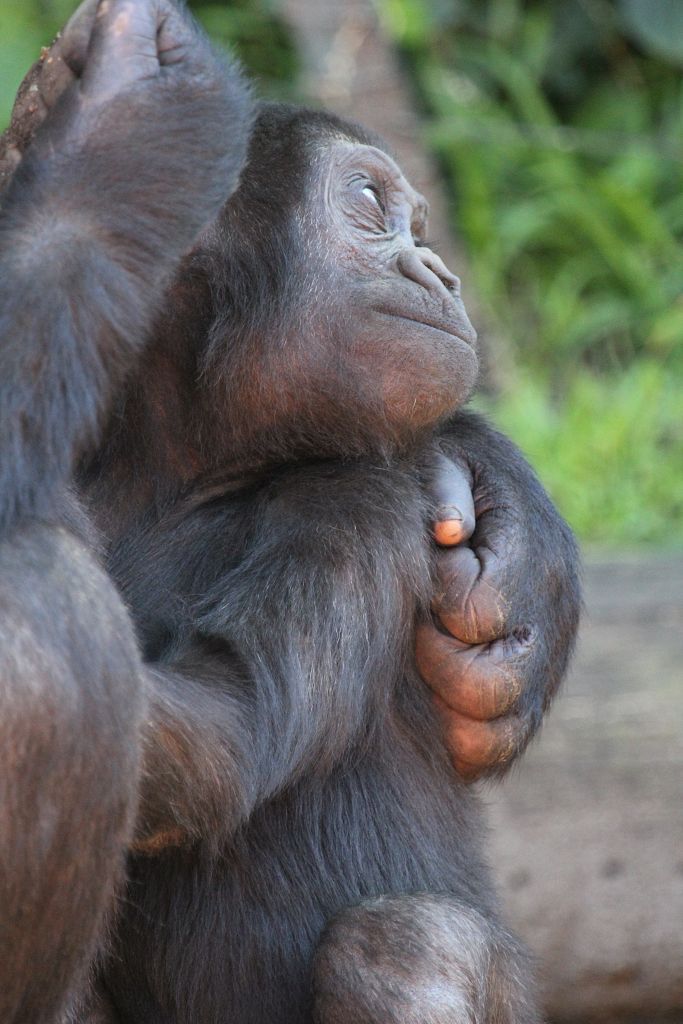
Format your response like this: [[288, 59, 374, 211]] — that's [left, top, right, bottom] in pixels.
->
[[96, 105, 541, 1023]]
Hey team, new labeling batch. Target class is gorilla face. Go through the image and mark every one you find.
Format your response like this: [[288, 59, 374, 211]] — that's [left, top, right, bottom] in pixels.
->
[[196, 107, 478, 467], [301, 139, 478, 434]]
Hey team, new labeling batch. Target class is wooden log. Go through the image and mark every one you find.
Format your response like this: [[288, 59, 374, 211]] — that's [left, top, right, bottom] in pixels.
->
[[488, 553, 683, 1021]]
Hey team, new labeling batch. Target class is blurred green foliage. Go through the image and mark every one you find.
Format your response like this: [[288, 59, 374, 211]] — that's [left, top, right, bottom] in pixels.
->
[[380, 0, 683, 545], [476, 361, 683, 545], [189, 1, 299, 94]]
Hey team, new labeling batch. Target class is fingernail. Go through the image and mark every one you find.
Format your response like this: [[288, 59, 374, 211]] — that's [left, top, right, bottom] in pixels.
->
[[433, 519, 466, 546], [436, 505, 463, 523]]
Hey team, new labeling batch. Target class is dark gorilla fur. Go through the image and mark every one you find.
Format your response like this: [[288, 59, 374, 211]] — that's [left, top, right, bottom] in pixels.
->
[[79, 104, 542, 1023], [0, 5, 579, 1022]]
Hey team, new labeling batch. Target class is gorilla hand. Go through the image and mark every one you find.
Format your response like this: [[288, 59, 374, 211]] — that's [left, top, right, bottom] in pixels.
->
[[418, 412, 581, 781], [0, 0, 234, 192], [0, 0, 103, 189], [0, 0, 250, 536]]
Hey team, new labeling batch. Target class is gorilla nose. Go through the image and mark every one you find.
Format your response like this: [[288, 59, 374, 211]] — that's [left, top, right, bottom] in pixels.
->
[[397, 248, 461, 300]]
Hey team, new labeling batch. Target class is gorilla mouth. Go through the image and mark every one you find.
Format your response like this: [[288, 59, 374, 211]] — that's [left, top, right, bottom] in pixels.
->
[[377, 311, 477, 350]]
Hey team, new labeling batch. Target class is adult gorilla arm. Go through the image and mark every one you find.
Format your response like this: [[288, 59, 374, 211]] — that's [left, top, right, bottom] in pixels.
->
[[0, 0, 251, 533], [418, 411, 581, 780], [0, 3, 251, 1020]]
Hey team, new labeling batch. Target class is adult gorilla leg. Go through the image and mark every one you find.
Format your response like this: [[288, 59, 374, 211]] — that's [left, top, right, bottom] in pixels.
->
[[0, 522, 143, 1024], [313, 894, 540, 1024]]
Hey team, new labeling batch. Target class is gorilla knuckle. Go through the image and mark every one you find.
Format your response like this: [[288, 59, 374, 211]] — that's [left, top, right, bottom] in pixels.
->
[[485, 662, 523, 717], [438, 575, 509, 645]]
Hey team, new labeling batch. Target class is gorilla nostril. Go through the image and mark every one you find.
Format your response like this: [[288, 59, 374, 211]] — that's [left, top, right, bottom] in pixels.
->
[[429, 260, 460, 296], [413, 248, 461, 298], [398, 249, 458, 301], [397, 250, 434, 291]]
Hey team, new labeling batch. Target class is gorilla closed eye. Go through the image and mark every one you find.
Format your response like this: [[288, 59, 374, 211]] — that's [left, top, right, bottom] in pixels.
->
[[361, 185, 385, 212]]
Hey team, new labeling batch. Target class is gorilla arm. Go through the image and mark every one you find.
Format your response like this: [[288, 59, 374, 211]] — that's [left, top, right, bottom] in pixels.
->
[[132, 417, 581, 855], [133, 411, 582, 853], [0, 0, 251, 535], [0, 5, 251, 1019], [128, 460, 434, 854]]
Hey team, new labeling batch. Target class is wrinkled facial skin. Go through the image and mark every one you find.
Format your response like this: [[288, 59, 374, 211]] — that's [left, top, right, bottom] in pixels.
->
[[296, 140, 479, 438]]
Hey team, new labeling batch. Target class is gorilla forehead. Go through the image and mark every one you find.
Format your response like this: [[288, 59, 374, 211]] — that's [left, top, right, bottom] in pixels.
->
[[223, 102, 392, 224]]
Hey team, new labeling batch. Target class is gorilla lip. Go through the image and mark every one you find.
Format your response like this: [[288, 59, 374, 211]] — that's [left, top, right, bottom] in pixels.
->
[[377, 311, 477, 349]]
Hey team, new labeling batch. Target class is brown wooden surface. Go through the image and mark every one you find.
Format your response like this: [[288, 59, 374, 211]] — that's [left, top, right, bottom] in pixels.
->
[[488, 553, 683, 1022]]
